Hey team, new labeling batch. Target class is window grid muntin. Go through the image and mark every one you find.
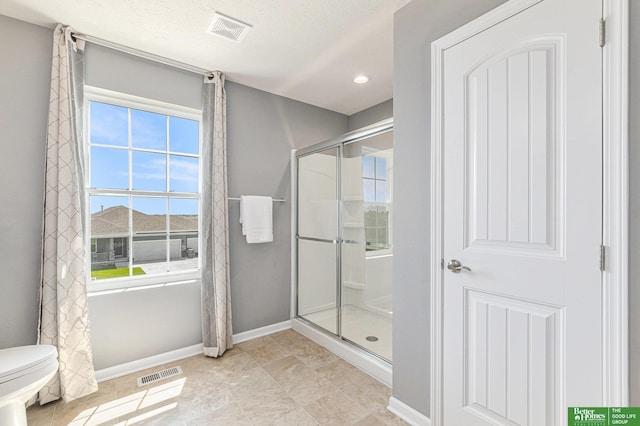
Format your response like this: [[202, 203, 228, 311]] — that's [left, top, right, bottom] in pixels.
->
[[362, 155, 389, 250], [86, 91, 201, 286]]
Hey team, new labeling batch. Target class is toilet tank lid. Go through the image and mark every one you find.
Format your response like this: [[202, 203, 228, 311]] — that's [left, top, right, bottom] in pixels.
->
[[0, 345, 58, 380]]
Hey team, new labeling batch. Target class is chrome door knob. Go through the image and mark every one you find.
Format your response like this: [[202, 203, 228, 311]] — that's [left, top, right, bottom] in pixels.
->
[[447, 259, 471, 273]]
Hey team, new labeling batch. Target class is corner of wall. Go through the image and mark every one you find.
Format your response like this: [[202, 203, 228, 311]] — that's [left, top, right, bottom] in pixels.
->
[[347, 99, 393, 131]]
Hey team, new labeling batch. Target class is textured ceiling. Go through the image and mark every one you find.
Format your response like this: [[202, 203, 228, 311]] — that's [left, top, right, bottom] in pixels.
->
[[0, 0, 411, 115]]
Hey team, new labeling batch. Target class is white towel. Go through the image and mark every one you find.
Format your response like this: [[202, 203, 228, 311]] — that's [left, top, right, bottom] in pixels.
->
[[239, 196, 273, 243]]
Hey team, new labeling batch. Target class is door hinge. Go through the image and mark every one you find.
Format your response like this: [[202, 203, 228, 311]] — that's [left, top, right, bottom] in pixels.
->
[[600, 245, 606, 271], [599, 18, 606, 47]]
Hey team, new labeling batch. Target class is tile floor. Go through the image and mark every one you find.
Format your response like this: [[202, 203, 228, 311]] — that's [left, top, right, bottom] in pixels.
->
[[26, 329, 406, 425]]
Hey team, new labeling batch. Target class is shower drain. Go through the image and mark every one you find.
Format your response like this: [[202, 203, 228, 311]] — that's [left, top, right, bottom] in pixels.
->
[[365, 336, 379, 342]]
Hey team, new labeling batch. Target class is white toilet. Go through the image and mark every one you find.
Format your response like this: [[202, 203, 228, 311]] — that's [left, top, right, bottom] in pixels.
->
[[0, 345, 58, 426]]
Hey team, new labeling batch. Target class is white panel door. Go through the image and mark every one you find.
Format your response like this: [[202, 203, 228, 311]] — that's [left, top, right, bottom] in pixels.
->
[[441, 0, 603, 425]]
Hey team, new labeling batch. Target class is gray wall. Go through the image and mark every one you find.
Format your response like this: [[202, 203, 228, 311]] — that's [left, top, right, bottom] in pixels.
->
[[0, 19, 348, 367], [86, 46, 348, 368], [0, 16, 52, 349], [629, 0, 639, 406], [84, 44, 204, 369], [88, 283, 202, 369], [392, 0, 506, 415], [348, 98, 393, 131], [85, 44, 202, 108], [226, 81, 348, 333]]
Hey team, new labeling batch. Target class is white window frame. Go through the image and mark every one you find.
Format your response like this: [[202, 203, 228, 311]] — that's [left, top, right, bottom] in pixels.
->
[[362, 150, 393, 258], [84, 86, 202, 292]]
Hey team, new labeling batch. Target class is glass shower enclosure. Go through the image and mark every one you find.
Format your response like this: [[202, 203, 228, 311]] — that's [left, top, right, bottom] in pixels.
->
[[295, 120, 393, 362]]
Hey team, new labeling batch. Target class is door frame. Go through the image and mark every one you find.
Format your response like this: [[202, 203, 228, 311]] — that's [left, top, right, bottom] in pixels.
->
[[429, 0, 629, 424]]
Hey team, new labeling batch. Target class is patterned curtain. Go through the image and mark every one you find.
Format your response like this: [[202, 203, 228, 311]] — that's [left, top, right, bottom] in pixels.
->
[[38, 24, 98, 404], [201, 72, 233, 357]]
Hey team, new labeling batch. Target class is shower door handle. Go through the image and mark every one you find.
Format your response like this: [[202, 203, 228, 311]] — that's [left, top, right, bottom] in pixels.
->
[[447, 259, 471, 273]]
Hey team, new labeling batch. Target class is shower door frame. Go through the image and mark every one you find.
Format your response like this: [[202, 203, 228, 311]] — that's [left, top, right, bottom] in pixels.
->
[[293, 118, 394, 363]]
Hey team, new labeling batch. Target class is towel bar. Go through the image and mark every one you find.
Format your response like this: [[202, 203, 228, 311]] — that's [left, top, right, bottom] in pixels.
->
[[227, 197, 286, 202]]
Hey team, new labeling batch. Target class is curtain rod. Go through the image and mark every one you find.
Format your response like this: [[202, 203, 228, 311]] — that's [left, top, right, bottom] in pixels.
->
[[71, 32, 212, 77]]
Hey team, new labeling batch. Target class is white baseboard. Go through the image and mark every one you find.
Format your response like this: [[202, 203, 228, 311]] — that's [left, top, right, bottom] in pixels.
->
[[292, 318, 392, 387], [387, 397, 431, 426], [232, 319, 292, 344], [95, 320, 292, 383], [95, 343, 203, 383]]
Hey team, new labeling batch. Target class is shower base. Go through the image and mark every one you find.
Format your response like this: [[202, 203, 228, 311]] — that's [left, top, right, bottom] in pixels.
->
[[301, 305, 392, 362], [292, 315, 392, 387]]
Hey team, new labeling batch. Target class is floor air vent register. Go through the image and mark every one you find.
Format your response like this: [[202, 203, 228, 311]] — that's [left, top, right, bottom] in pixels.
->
[[136, 366, 183, 387]]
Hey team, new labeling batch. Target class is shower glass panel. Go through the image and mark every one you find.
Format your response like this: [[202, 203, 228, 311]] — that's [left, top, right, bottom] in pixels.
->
[[295, 120, 393, 363], [341, 131, 393, 361], [297, 239, 338, 334], [296, 148, 338, 334]]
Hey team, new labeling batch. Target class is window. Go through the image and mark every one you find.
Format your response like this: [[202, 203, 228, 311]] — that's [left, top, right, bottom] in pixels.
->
[[362, 155, 390, 251], [86, 88, 201, 284]]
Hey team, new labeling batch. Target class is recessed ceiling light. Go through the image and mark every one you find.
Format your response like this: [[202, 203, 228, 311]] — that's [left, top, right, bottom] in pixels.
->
[[353, 75, 370, 84]]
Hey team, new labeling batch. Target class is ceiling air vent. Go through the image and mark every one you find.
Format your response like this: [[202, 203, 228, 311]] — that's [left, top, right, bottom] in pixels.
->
[[207, 12, 252, 43]]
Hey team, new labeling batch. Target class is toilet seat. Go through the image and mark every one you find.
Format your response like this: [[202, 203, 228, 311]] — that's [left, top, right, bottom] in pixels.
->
[[0, 345, 57, 384], [0, 345, 58, 426]]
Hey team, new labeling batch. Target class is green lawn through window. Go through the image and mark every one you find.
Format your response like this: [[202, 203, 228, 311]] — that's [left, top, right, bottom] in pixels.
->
[[91, 267, 146, 280]]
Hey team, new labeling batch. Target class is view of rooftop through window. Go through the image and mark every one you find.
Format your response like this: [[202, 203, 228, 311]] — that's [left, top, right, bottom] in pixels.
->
[[87, 98, 201, 281]]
